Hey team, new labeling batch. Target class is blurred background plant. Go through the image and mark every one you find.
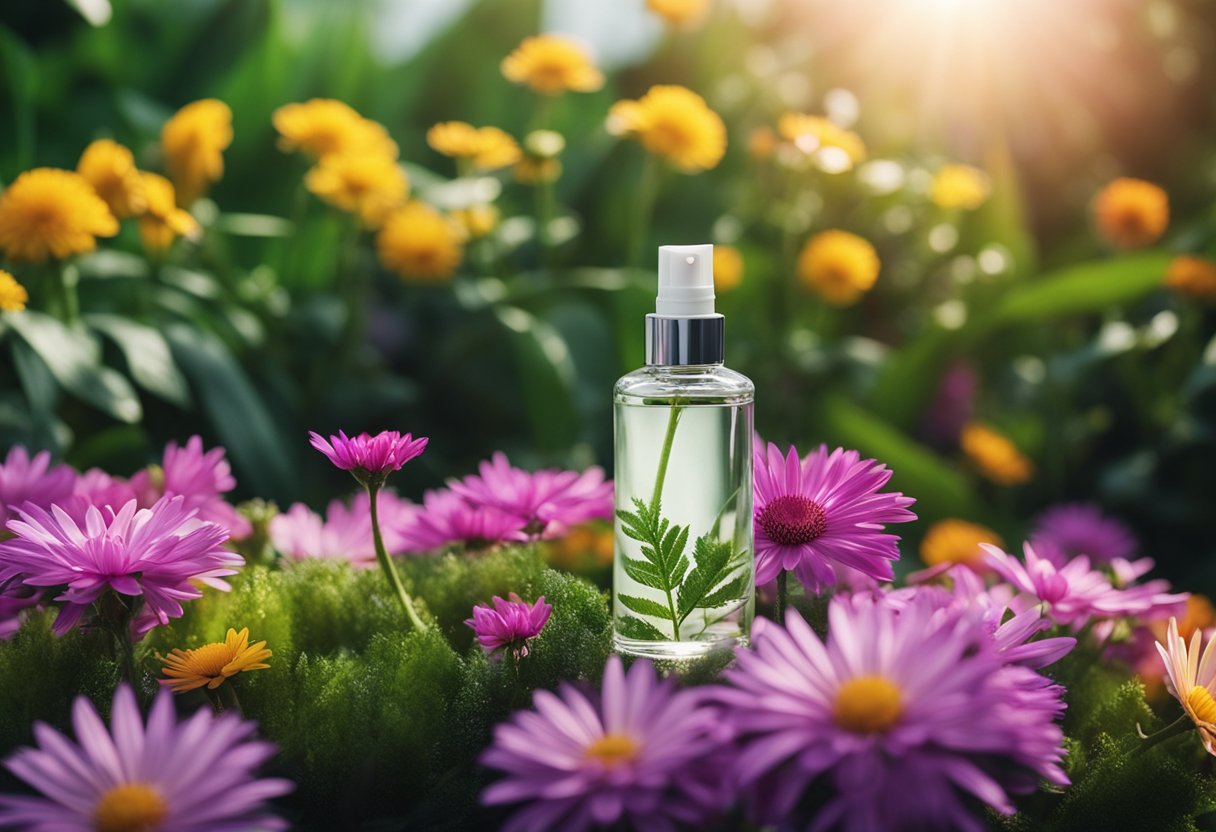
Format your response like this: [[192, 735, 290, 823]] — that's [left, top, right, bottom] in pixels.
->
[[1, 0, 1215, 586]]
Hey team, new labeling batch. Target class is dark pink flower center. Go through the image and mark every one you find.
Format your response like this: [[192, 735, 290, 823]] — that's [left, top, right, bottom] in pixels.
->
[[758, 495, 828, 546]]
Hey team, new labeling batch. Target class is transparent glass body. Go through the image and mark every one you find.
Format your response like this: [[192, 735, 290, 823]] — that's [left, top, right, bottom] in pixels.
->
[[612, 363, 755, 661]]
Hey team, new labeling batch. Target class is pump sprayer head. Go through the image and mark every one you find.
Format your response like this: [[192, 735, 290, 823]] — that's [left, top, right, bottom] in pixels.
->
[[656, 244, 715, 317]]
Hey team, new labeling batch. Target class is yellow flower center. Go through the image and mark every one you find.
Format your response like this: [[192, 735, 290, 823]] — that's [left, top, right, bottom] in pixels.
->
[[184, 641, 235, 677], [834, 675, 904, 734], [585, 733, 639, 766], [1188, 686, 1216, 725], [93, 783, 168, 832]]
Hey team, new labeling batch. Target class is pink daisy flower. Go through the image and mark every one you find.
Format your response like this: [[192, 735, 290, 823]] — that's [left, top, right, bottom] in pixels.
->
[[396, 488, 526, 553], [0, 685, 292, 831], [465, 593, 552, 659], [0, 496, 242, 636], [269, 491, 416, 566], [753, 442, 916, 592], [1032, 502, 1137, 563], [447, 452, 612, 538], [309, 429, 428, 483], [155, 436, 252, 540], [0, 446, 75, 526], [480, 655, 729, 831], [715, 600, 1067, 832]]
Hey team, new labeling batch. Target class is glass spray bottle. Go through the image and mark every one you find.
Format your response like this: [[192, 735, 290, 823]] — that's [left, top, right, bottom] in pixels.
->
[[612, 244, 755, 661]]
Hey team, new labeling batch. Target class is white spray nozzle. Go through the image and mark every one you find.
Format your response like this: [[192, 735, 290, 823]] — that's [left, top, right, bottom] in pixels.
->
[[656, 244, 715, 317]]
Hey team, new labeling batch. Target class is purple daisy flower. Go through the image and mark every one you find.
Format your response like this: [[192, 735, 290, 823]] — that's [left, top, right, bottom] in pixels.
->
[[0, 497, 242, 636], [465, 593, 552, 659], [269, 491, 417, 566], [0, 446, 75, 526], [448, 452, 613, 538], [1032, 502, 1137, 563], [0, 584, 39, 641], [753, 442, 916, 592], [983, 542, 1186, 631], [715, 600, 1067, 832], [309, 429, 428, 483], [0, 684, 292, 831], [396, 488, 526, 553], [480, 655, 729, 832], [156, 435, 252, 540]]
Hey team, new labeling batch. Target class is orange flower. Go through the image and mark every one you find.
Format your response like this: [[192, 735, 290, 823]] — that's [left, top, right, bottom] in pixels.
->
[[138, 173, 199, 255], [160, 627, 271, 693], [162, 99, 233, 205], [920, 519, 1003, 570], [797, 230, 880, 305], [305, 153, 409, 227], [77, 139, 147, 218], [502, 34, 604, 95], [713, 245, 744, 292], [0, 168, 118, 263], [426, 122, 521, 172], [376, 201, 464, 282], [1093, 177, 1168, 249], [1165, 255, 1216, 302], [607, 85, 726, 172], [960, 423, 1033, 486], [273, 99, 397, 160]]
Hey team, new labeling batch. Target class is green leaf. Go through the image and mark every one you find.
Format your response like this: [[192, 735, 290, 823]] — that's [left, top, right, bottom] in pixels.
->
[[491, 305, 579, 452], [620, 556, 660, 586], [698, 573, 753, 611], [615, 616, 667, 642], [6, 312, 141, 424], [86, 314, 191, 408], [677, 535, 745, 622], [617, 594, 672, 620]]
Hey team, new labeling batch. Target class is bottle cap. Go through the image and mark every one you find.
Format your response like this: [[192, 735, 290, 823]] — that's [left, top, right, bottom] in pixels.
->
[[656, 244, 715, 317]]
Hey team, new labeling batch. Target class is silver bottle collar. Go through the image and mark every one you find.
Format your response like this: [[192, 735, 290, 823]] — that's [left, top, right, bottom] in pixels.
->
[[645, 314, 725, 366]]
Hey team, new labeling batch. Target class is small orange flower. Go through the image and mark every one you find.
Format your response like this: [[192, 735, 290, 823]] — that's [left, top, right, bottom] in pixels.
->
[[77, 139, 147, 218], [919, 519, 1003, 570], [305, 153, 409, 227], [0, 270, 28, 312], [713, 245, 744, 292], [451, 204, 500, 240], [426, 122, 521, 172], [514, 157, 563, 185], [607, 85, 726, 172], [0, 168, 118, 263], [1165, 255, 1216, 302], [273, 99, 397, 160], [160, 627, 271, 693], [960, 423, 1034, 486], [748, 126, 778, 160], [797, 230, 880, 305], [161, 99, 233, 205], [931, 164, 990, 211], [1093, 177, 1168, 249], [377, 201, 464, 282], [138, 173, 199, 255], [502, 34, 604, 95]]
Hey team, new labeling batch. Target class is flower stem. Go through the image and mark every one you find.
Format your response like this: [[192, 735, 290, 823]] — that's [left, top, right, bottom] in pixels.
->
[[1136, 713, 1194, 754], [649, 404, 684, 640], [367, 484, 427, 632], [776, 571, 788, 623], [114, 631, 138, 690], [628, 153, 660, 270]]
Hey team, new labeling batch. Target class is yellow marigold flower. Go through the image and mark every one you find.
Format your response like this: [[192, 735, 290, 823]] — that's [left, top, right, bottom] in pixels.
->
[[159, 627, 271, 694], [0, 270, 28, 312], [1093, 177, 1169, 249], [451, 204, 500, 240], [76, 139, 146, 218], [931, 164, 990, 211], [713, 245, 744, 292], [749, 126, 778, 160], [273, 99, 398, 160], [797, 230, 880, 306], [502, 34, 604, 95], [1165, 255, 1216, 302], [920, 519, 1003, 570], [960, 422, 1034, 486], [647, 0, 710, 27], [607, 85, 727, 173], [0, 168, 118, 263], [161, 99, 233, 206], [1155, 617, 1216, 755], [514, 156, 563, 185], [377, 201, 463, 282], [305, 153, 409, 228], [426, 122, 522, 172], [777, 113, 866, 171], [138, 172, 199, 255]]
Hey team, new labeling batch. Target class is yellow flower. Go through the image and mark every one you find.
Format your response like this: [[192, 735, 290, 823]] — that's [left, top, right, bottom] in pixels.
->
[[647, 0, 710, 27], [713, 245, 744, 292], [960, 422, 1034, 486], [305, 153, 409, 228], [161, 99, 233, 206], [501, 34, 604, 95], [451, 204, 500, 240], [377, 201, 463, 282], [1165, 255, 1216, 303], [273, 99, 397, 160], [426, 122, 522, 172], [931, 164, 990, 210], [1093, 177, 1169, 249], [1155, 617, 1216, 755], [777, 113, 866, 171], [514, 157, 563, 185], [919, 519, 1003, 570], [76, 139, 147, 218], [0, 168, 118, 263], [548, 523, 615, 569], [797, 230, 880, 306], [607, 85, 727, 173], [0, 270, 28, 312], [138, 173, 199, 255], [159, 627, 271, 693]]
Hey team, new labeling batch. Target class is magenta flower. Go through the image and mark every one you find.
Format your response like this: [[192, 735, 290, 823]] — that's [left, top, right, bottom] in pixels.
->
[[0, 685, 291, 831], [922, 361, 978, 446], [753, 442, 916, 592], [396, 488, 526, 553], [1032, 502, 1137, 563], [269, 491, 416, 566], [715, 600, 1067, 832], [156, 435, 251, 539], [481, 655, 729, 831], [983, 542, 1186, 630], [448, 452, 612, 538], [309, 429, 428, 483], [465, 593, 552, 659], [0, 446, 74, 526], [0, 585, 39, 641], [0, 497, 242, 636]]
